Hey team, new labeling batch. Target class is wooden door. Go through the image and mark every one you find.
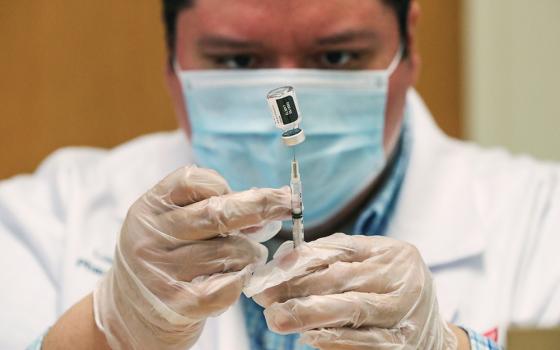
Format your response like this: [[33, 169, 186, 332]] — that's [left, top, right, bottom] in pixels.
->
[[416, 0, 463, 139]]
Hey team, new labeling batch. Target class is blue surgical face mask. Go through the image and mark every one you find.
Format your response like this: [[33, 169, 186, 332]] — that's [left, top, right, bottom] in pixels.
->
[[177, 48, 402, 229]]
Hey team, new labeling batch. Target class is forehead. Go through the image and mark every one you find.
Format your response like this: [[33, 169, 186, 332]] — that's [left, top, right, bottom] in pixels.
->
[[177, 0, 398, 46]]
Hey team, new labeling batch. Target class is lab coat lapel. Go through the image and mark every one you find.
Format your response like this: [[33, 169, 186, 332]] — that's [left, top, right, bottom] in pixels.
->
[[385, 90, 489, 322], [387, 90, 487, 268]]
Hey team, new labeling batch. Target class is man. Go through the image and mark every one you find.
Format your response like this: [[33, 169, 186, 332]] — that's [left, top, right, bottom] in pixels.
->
[[2, 0, 558, 349]]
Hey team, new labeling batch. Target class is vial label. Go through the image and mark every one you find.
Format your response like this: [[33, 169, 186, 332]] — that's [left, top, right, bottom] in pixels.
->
[[276, 96, 299, 125]]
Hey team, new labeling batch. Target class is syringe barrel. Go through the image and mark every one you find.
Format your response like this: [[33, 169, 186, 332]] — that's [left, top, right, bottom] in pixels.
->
[[291, 176, 302, 208], [290, 159, 303, 215], [292, 218, 304, 247]]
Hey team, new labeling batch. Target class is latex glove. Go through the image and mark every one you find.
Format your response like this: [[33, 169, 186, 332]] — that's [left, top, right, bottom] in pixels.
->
[[247, 233, 458, 350], [94, 166, 291, 350]]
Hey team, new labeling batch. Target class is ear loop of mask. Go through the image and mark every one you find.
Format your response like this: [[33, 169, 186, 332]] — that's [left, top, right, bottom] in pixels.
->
[[173, 57, 182, 74], [173, 60, 188, 90], [386, 44, 404, 76]]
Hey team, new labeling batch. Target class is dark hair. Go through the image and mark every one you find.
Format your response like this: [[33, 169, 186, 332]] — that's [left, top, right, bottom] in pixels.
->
[[383, 0, 411, 56], [162, 0, 410, 63]]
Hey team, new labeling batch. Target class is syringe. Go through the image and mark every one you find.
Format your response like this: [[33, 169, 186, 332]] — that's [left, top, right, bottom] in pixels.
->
[[266, 86, 306, 248], [290, 155, 304, 247]]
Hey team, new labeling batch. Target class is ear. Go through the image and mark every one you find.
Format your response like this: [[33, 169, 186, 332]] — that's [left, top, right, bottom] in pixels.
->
[[406, 0, 421, 86], [165, 61, 192, 138]]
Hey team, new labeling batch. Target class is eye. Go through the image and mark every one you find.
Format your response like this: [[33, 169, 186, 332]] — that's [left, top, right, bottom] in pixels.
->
[[318, 51, 362, 69], [214, 54, 256, 69]]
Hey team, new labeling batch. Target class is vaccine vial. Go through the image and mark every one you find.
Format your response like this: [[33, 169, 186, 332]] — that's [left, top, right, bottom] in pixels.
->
[[266, 86, 305, 147]]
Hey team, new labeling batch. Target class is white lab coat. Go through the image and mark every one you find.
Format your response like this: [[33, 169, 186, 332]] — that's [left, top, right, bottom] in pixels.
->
[[1, 90, 559, 349]]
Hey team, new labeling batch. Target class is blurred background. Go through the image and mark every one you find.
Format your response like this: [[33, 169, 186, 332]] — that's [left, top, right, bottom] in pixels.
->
[[0, 0, 559, 179]]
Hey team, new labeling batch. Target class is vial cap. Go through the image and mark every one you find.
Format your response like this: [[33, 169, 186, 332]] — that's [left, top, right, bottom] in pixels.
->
[[281, 128, 305, 147]]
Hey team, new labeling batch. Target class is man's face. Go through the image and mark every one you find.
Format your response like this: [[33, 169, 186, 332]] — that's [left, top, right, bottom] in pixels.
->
[[168, 0, 419, 154]]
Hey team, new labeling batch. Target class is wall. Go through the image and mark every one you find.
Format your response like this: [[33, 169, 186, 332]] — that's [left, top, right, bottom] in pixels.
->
[[0, 1, 177, 179], [416, 0, 463, 140], [464, 0, 560, 161], [0, 0, 463, 179]]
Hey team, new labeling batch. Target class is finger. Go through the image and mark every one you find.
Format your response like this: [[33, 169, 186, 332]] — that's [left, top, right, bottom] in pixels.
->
[[299, 233, 414, 264], [247, 234, 424, 299], [154, 236, 267, 282], [244, 233, 363, 297], [147, 165, 231, 211], [111, 249, 246, 321], [240, 226, 265, 234], [250, 233, 374, 288], [159, 187, 291, 240], [242, 221, 283, 243], [301, 327, 408, 350], [254, 255, 416, 307], [264, 291, 406, 334], [162, 271, 248, 319]]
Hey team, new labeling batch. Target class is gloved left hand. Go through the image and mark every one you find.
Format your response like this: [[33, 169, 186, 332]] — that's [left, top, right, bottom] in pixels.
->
[[247, 233, 458, 350]]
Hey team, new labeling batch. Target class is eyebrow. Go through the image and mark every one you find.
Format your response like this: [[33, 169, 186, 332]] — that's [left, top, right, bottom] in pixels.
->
[[197, 36, 264, 50], [316, 30, 379, 46]]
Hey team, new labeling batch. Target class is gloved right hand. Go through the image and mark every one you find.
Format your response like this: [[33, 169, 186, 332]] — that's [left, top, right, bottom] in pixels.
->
[[93, 165, 291, 350]]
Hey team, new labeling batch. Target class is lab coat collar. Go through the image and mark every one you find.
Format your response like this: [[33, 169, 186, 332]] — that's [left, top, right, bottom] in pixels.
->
[[387, 90, 487, 268], [110, 131, 193, 221]]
